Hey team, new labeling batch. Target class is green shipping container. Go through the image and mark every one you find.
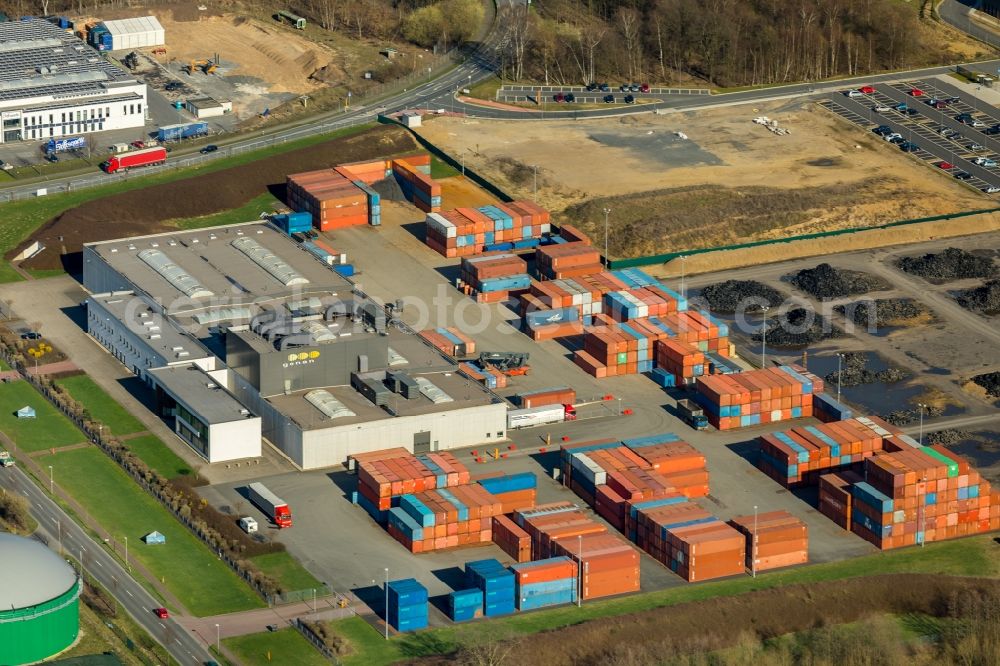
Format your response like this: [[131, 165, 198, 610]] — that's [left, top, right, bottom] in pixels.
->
[[617, 352, 628, 365], [921, 447, 959, 478]]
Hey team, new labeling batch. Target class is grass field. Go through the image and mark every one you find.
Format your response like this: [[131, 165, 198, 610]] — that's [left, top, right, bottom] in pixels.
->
[[124, 434, 197, 480], [37, 446, 262, 616], [0, 379, 84, 451], [429, 155, 460, 180], [54, 374, 146, 436], [0, 123, 375, 284], [224, 627, 328, 666], [251, 551, 323, 592], [329, 534, 1000, 665], [172, 191, 282, 230]]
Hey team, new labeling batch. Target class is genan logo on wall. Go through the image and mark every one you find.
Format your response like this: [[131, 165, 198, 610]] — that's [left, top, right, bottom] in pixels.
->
[[283, 350, 320, 368]]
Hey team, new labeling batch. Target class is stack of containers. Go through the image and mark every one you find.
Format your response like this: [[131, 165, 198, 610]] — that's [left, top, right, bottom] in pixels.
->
[[603, 286, 687, 322], [662, 520, 747, 582], [818, 470, 864, 529], [535, 243, 604, 279], [419, 327, 476, 357], [490, 514, 532, 562], [552, 532, 641, 599], [518, 387, 575, 409], [478, 472, 538, 514], [728, 510, 808, 572], [447, 588, 484, 622], [522, 305, 586, 341], [386, 579, 428, 632], [813, 393, 854, 422], [458, 254, 531, 303], [392, 156, 441, 213], [387, 483, 501, 552], [756, 416, 901, 487], [514, 503, 608, 560], [558, 224, 592, 245], [425, 201, 551, 257], [354, 449, 470, 522], [694, 365, 824, 430], [704, 352, 740, 375], [466, 559, 516, 617], [510, 557, 578, 610], [850, 446, 1000, 549], [458, 362, 507, 390], [334, 159, 392, 184], [655, 339, 706, 381], [286, 169, 369, 230], [621, 434, 710, 498], [270, 211, 312, 235]]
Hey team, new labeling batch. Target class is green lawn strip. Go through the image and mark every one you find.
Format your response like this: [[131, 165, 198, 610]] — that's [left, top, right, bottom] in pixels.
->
[[337, 535, 999, 665], [223, 627, 328, 666], [0, 123, 376, 284], [37, 446, 263, 616], [124, 434, 198, 480], [328, 616, 401, 666], [0, 379, 85, 451], [250, 551, 323, 592], [54, 374, 146, 436], [172, 191, 283, 230], [429, 155, 460, 179]]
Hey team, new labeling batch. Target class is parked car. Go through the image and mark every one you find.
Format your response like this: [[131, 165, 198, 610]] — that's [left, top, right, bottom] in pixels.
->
[[619, 84, 630, 92], [585, 82, 598, 91], [640, 83, 650, 93], [883, 132, 903, 142], [955, 171, 973, 180], [565, 92, 576, 103], [899, 141, 919, 152], [984, 186, 1000, 193], [858, 85, 876, 94], [598, 83, 610, 92], [20, 331, 41, 340], [164, 81, 182, 91], [0, 160, 12, 171], [972, 120, 986, 128], [874, 105, 891, 113], [938, 161, 955, 169], [629, 84, 640, 92], [553, 92, 565, 102], [888, 135, 906, 145], [986, 127, 1000, 135], [624, 94, 635, 104], [904, 108, 919, 116], [873, 125, 893, 136], [603, 94, 615, 103], [200, 144, 218, 154], [845, 90, 864, 98], [45, 153, 58, 163], [947, 97, 961, 103], [153, 608, 169, 619], [909, 88, 924, 96], [894, 103, 908, 111], [970, 143, 985, 151], [973, 157, 998, 167]]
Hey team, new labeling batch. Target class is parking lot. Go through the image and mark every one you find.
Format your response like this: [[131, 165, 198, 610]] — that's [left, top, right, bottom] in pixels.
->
[[822, 76, 1000, 194]]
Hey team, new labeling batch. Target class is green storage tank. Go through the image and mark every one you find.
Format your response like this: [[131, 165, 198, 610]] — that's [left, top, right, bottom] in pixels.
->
[[0, 533, 81, 665]]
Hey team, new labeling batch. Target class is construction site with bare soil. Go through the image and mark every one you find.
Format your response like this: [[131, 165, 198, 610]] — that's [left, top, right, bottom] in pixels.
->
[[416, 98, 991, 259]]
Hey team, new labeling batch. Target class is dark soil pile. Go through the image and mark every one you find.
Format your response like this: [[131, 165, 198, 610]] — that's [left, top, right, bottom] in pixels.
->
[[956, 280, 1000, 315], [751, 307, 842, 347], [835, 298, 929, 328], [824, 351, 907, 388], [11, 125, 419, 272], [788, 263, 890, 300], [882, 405, 944, 427], [699, 280, 784, 313], [972, 372, 1000, 398], [897, 247, 997, 281], [926, 429, 974, 446]]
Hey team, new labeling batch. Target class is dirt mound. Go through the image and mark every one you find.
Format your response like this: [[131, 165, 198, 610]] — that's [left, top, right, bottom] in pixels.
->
[[11, 125, 418, 273], [927, 429, 974, 446], [824, 351, 907, 388], [419, 574, 1000, 666], [751, 307, 842, 347], [882, 404, 944, 426], [699, 280, 784, 313], [956, 280, 1000, 315], [972, 372, 1000, 399], [897, 247, 997, 282], [788, 263, 890, 300], [835, 298, 930, 328]]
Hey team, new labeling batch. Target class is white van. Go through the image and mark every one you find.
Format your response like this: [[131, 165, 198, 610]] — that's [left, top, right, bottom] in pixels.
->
[[239, 516, 259, 534]]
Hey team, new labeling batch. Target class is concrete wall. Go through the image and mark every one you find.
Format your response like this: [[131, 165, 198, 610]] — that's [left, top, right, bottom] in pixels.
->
[[208, 416, 262, 463], [82, 245, 132, 296]]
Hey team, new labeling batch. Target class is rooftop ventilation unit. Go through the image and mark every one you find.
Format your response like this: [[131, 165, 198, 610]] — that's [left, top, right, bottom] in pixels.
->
[[137, 248, 215, 299], [415, 377, 453, 404], [304, 389, 357, 420], [230, 237, 310, 287]]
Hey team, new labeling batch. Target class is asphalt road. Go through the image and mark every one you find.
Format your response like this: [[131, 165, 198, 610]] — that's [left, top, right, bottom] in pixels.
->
[[0, 465, 215, 666], [940, 0, 1000, 50]]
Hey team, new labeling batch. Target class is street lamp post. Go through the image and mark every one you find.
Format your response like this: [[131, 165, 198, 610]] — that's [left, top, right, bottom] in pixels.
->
[[760, 307, 769, 368], [577, 534, 582, 607], [752, 505, 758, 578], [215, 623, 220, 652], [532, 165, 538, 201], [124, 536, 129, 572], [918, 403, 926, 446], [836, 353, 844, 402], [679, 255, 687, 302], [384, 567, 390, 640], [603, 208, 611, 267], [919, 475, 927, 548], [48, 465, 53, 494]]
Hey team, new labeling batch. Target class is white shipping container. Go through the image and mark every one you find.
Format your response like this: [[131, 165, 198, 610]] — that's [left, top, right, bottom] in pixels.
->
[[507, 405, 565, 429], [571, 453, 607, 486]]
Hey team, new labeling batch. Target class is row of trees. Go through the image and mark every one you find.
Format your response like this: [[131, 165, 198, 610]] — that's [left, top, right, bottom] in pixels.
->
[[497, 0, 974, 87]]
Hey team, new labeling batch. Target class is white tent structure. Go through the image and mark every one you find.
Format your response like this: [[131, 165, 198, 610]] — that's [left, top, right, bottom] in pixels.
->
[[16, 406, 35, 419], [101, 16, 165, 51]]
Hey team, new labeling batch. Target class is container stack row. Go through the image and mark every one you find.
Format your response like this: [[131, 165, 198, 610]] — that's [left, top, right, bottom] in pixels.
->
[[466, 559, 516, 616], [535, 242, 604, 279], [755, 415, 903, 487], [333, 159, 393, 184], [353, 448, 470, 519], [477, 472, 538, 514], [286, 169, 369, 231], [446, 588, 483, 622], [517, 387, 575, 409], [575, 311, 730, 379], [424, 201, 551, 257], [458, 362, 508, 390], [418, 327, 476, 358], [510, 557, 578, 610], [694, 365, 824, 430], [270, 211, 312, 235], [849, 446, 1000, 549], [728, 510, 809, 572], [818, 470, 864, 529], [812, 392, 854, 422], [386, 578, 428, 632], [392, 155, 441, 213], [387, 484, 502, 553], [603, 285, 688, 322], [458, 253, 531, 304], [491, 514, 532, 562]]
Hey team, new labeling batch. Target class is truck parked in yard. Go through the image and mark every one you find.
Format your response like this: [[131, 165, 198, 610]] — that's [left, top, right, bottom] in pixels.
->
[[507, 404, 576, 429], [247, 482, 292, 528], [101, 146, 167, 174], [677, 399, 709, 430]]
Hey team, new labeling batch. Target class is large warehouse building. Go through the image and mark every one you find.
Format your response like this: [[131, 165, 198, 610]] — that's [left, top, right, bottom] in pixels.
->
[[0, 534, 81, 665], [0, 18, 147, 144], [82, 222, 507, 469]]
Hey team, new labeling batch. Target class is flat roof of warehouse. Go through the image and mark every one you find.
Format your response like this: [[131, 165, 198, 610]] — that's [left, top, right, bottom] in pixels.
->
[[148, 364, 255, 425], [86, 222, 353, 314], [0, 19, 136, 105], [89, 291, 212, 364], [266, 368, 498, 430]]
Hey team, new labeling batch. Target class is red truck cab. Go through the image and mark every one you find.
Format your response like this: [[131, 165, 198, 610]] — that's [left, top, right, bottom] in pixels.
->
[[275, 506, 293, 528], [563, 404, 577, 421]]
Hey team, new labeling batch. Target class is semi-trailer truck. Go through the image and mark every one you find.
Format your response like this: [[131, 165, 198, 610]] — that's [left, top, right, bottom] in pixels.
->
[[676, 399, 709, 430], [247, 482, 293, 528], [507, 403, 576, 430], [101, 146, 167, 174]]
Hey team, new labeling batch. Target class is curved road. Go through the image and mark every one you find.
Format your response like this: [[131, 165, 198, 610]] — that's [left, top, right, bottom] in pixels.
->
[[0, 465, 214, 666], [939, 0, 1000, 50]]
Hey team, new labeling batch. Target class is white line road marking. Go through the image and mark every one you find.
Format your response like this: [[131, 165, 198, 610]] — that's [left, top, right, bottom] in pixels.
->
[[125, 589, 133, 597], [95, 561, 102, 567]]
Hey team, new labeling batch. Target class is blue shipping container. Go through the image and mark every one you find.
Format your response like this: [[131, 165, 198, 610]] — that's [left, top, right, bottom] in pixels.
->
[[478, 472, 537, 495]]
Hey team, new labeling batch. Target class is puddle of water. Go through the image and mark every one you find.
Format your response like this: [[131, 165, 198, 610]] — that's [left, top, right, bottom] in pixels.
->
[[947, 431, 1000, 469]]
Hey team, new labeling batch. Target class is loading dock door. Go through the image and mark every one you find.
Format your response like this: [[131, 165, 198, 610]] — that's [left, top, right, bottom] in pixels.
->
[[413, 431, 431, 454]]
